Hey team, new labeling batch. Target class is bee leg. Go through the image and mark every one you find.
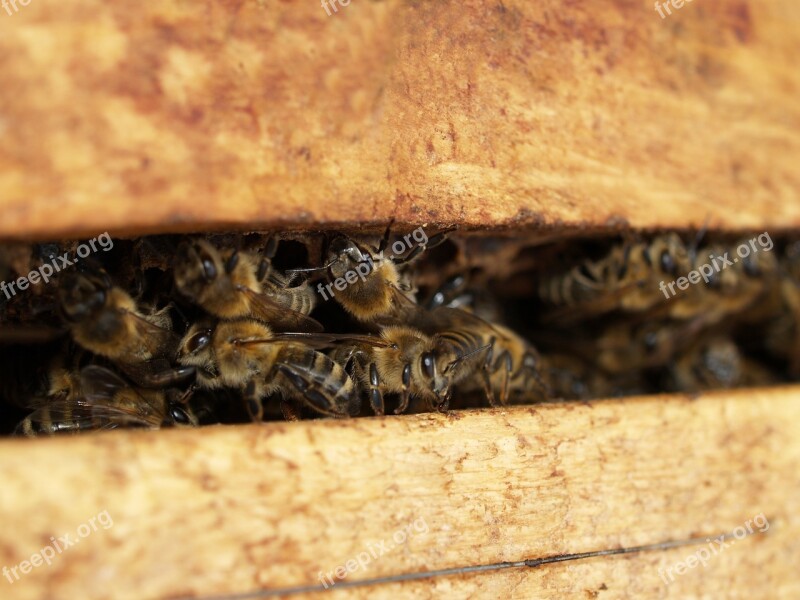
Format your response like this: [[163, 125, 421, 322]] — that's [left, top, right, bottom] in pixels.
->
[[496, 351, 512, 406], [480, 337, 499, 407], [178, 383, 198, 405], [377, 219, 395, 255], [436, 391, 451, 413], [393, 227, 455, 265], [394, 363, 412, 414], [243, 380, 264, 423], [277, 365, 353, 417], [369, 363, 385, 416], [523, 352, 552, 399], [134, 365, 197, 389], [280, 400, 301, 422]]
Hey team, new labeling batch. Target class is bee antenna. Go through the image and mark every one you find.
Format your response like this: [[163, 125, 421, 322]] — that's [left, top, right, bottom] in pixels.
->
[[285, 258, 338, 274], [690, 216, 711, 266], [443, 343, 492, 375], [232, 338, 276, 347]]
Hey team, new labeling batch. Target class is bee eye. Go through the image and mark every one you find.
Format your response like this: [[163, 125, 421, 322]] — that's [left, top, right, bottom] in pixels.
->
[[169, 406, 192, 425], [200, 254, 217, 281], [421, 352, 435, 379], [186, 330, 211, 354], [660, 250, 676, 275]]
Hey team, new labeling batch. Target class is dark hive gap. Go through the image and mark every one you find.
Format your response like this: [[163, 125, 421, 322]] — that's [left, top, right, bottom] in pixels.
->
[[0, 228, 795, 436]]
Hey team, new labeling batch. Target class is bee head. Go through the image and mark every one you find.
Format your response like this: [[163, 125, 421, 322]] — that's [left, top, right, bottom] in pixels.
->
[[174, 239, 222, 300], [327, 235, 371, 278], [58, 271, 109, 322]]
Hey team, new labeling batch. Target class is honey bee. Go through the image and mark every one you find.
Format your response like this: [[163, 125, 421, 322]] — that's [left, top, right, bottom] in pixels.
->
[[331, 308, 548, 415], [431, 309, 550, 408], [174, 239, 321, 332], [329, 325, 450, 415], [424, 273, 503, 324], [540, 232, 782, 328], [541, 353, 651, 400], [665, 335, 777, 392], [15, 365, 199, 437], [294, 225, 450, 327], [665, 239, 779, 325], [58, 270, 195, 388], [538, 233, 694, 322], [176, 318, 360, 421], [765, 241, 800, 374]]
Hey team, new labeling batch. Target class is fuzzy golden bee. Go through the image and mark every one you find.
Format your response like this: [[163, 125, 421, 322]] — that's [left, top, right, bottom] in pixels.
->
[[15, 365, 199, 437], [296, 226, 449, 327], [58, 270, 195, 388], [177, 318, 360, 420], [174, 238, 321, 332]]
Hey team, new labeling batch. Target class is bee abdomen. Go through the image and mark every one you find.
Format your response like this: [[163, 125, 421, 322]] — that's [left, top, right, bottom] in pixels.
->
[[279, 348, 358, 416]]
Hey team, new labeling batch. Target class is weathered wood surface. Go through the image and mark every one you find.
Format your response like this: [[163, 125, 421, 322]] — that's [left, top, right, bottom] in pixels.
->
[[0, 387, 797, 599], [0, 0, 799, 241]]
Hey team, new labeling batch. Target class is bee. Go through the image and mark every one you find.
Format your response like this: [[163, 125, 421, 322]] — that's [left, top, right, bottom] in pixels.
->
[[666, 239, 779, 325], [58, 270, 194, 388], [665, 335, 777, 392], [174, 239, 321, 332], [765, 241, 800, 374], [329, 325, 451, 415], [58, 271, 194, 388], [15, 365, 199, 437], [541, 353, 651, 400], [431, 309, 550, 408], [538, 233, 694, 322], [176, 318, 360, 421], [293, 225, 451, 327], [332, 308, 548, 415], [424, 273, 503, 324]]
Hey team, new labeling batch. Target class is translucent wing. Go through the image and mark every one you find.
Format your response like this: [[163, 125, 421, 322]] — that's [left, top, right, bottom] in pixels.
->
[[236, 285, 323, 332], [121, 309, 181, 357], [268, 332, 397, 349]]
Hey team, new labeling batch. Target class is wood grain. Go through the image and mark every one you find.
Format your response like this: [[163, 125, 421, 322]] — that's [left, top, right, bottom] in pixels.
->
[[0, 0, 799, 241], [0, 386, 797, 599]]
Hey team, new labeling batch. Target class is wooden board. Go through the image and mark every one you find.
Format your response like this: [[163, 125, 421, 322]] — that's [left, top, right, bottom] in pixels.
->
[[0, 386, 797, 599], [0, 0, 799, 241]]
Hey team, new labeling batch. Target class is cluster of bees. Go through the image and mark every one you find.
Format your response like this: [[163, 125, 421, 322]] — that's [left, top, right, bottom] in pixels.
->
[[0, 227, 797, 436]]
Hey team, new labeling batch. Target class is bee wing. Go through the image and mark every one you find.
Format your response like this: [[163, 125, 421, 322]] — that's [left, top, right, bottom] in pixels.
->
[[79, 365, 164, 427], [13, 404, 118, 435], [269, 332, 397, 349], [368, 286, 430, 328], [121, 309, 180, 357], [412, 305, 504, 338], [15, 394, 161, 435], [236, 285, 323, 332]]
